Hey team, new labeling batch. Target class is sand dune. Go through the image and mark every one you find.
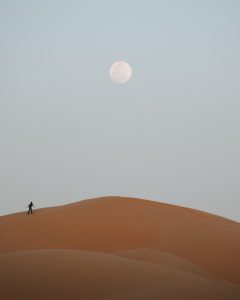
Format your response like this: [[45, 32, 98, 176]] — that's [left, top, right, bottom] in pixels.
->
[[0, 249, 239, 300], [115, 248, 216, 279], [0, 196, 240, 299]]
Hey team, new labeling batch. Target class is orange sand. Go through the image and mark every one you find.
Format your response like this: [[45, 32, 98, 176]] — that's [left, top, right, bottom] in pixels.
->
[[0, 196, 240, 299]]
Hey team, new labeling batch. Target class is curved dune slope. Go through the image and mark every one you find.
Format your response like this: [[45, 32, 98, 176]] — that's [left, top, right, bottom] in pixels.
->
[[115, 248, 216, 280], [0, 196, 240, 287], [0, 249, 239, 300]]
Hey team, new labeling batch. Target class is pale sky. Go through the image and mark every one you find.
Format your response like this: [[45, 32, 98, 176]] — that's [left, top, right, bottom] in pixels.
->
[[0, 0, 240, 221]]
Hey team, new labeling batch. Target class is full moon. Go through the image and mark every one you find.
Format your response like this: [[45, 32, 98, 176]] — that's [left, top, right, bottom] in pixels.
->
[[109, 61, 132, 84]]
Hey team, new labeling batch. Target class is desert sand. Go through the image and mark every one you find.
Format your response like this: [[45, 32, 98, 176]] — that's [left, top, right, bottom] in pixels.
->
[[0, 196, 240, 300]]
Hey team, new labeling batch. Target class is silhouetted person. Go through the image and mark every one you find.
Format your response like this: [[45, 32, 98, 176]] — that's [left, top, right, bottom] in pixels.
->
[[27, 201, 34, 214]]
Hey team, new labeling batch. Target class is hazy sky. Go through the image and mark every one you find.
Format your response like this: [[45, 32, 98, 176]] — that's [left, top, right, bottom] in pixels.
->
[[1, 0, 240, 220]]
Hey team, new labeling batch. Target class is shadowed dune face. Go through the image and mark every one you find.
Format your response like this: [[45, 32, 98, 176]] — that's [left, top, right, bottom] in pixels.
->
[[0, 196, 240, 300], [0, 249, 240, 300], [115, 248, 217, 280]]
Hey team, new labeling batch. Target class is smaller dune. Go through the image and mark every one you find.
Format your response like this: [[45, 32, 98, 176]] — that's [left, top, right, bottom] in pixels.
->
[[0, 249, 239, 300], [115, 248, 216, 280]]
